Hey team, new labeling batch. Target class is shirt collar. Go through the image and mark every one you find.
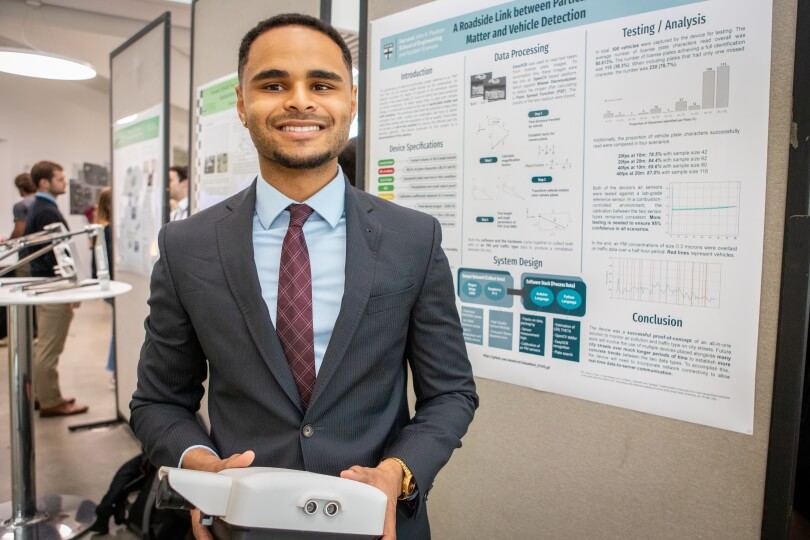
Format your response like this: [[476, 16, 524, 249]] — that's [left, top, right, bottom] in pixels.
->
[[178, 197, 188, 210], [255, 166, 346, 230], [35, 192, 56, 204]]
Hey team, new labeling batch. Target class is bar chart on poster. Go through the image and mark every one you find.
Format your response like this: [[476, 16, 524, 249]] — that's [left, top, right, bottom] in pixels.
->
[[369, 0, 772, 433]]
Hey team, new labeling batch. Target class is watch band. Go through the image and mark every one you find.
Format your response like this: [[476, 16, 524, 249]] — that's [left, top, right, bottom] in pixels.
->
[[387, 457, 415, 500]]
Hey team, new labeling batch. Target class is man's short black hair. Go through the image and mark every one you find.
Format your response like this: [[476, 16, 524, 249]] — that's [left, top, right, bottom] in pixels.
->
[[169, 165, 188, 182], [238, 13, 353, 84]]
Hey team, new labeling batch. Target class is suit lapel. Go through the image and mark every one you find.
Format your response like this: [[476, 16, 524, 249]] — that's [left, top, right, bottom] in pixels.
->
[[215, 180, 303, 412], [309, 184, 380, 408]]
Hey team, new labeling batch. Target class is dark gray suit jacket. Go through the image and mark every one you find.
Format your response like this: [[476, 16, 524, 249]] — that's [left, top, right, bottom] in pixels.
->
[[130, 179, 478, 538]]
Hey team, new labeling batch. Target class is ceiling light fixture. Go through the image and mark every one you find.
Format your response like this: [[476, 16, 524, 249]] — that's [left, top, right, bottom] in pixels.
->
[[0, 47, 96, 80], [116, 114, 139, 126]]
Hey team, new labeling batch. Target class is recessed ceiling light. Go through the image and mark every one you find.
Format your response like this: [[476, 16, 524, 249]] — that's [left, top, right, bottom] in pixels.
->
[[116, 114, 139, 126], [0, 47, 96, 80]]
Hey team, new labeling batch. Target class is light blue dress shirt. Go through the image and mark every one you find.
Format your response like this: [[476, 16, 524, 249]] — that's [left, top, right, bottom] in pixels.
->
[[35, 192, 57, 204], [253, 168, 347, 375]]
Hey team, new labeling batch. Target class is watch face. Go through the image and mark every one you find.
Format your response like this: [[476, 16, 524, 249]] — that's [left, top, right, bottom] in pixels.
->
[[403, 473, 415, 494]]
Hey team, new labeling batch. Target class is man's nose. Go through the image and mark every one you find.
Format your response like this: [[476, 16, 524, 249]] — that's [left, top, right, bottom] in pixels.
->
[[284, 84, 316, 112]]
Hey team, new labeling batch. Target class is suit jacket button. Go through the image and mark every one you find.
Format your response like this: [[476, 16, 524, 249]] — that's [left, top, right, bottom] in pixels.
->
[[302, 424, 314, 438]]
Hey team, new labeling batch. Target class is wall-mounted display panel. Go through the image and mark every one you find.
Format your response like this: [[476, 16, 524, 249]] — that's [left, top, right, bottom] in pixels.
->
[[369, 0, 772, 434]]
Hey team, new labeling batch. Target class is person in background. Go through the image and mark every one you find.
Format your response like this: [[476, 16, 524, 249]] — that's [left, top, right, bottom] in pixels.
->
[[130, 14, 477, 539], [10, 172, 37, 241], [92, 187, 115, 386], [0, 172, 37, 347], [82, 204, 96, 227], [338, 137, 358, 188], [26, 160, 88, 417], [169, 165, 189, 221]]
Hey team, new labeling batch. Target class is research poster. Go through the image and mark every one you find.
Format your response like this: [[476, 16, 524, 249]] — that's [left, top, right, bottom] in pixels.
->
[[369, 0, 771, 433], [195, 74, 258, 211], [113, 104, 163, 277]]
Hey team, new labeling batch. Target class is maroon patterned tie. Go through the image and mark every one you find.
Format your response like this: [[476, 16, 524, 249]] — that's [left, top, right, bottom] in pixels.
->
[[277, 204, 316, 409]]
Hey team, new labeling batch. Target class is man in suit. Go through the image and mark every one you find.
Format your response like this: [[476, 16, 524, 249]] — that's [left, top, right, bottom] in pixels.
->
[[168, 165, 189, 221], [26, 161, 88, 417], [130, 13, 477, 539]]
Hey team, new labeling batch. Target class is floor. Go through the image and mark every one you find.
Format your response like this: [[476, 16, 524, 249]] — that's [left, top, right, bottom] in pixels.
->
[[0, 299, 141, 539]]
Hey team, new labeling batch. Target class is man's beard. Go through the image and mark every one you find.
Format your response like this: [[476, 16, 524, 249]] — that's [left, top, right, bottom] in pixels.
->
[[249, 113, 351, 170], [266, 146, 336, 170]]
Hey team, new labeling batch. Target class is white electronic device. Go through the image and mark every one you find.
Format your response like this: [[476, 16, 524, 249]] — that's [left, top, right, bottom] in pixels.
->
[[157, 467, 387, 540]]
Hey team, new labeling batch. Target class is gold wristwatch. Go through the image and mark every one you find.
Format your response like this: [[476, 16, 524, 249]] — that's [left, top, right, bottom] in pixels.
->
[[388, 457, 416, 500]]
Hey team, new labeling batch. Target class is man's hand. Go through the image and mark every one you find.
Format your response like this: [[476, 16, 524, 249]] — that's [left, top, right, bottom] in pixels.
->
[[340, 459, 403, 540], [183, 448, 255, 540]]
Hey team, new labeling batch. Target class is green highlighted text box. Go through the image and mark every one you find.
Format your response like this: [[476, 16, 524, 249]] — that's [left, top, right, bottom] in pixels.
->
[[201, 77, 239, 116], [114, 116, 159, 149]]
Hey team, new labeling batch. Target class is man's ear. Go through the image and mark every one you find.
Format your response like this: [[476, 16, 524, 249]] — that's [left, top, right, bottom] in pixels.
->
[[236, 83, 247, 126], [350, 85, 358, 122]]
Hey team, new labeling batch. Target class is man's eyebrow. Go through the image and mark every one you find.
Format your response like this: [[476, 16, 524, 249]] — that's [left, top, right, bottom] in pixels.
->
[[249, 68, 346, 84], [308, 69, 344, 82], [251, 69, 289, 83]]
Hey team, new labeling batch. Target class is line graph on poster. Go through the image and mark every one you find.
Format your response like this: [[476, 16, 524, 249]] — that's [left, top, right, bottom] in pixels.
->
[[666, 181, 740, 238], [607, 257, 722, 308]]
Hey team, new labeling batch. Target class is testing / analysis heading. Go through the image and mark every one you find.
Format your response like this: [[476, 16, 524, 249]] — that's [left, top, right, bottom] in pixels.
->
[[623, 13, 707, 38]]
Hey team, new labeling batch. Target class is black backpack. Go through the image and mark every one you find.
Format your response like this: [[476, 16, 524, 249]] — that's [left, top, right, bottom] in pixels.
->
[[89, 452, 191, 539]]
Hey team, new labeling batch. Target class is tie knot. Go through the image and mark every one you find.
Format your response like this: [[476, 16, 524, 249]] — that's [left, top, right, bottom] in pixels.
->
[[287, 204, 314, 228]]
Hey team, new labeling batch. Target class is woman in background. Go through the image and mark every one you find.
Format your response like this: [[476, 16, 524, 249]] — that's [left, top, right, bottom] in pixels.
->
[[93, 188, 115, 385]]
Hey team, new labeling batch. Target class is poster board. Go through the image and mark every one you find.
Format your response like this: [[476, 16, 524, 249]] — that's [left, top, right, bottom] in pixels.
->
[[369, 0, 771, 435], [365, 0, 796, 538], [113, 103, 164, 276], [110, 13, 170, 421], [194, 73, 257, 210]]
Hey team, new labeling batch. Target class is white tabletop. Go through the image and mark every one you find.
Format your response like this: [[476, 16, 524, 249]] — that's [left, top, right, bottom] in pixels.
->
[[0, 279, 132, 305]]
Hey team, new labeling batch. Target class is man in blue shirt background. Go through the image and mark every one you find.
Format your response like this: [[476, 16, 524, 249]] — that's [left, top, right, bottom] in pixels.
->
[[25, 160, 88, 418]]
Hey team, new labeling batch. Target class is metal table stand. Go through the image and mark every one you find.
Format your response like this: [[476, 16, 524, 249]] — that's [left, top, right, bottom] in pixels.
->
[[0, 279, 132, 539]]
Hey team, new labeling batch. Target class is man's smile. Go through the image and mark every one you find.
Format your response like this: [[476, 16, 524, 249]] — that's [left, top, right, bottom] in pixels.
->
[[280, 125, 321, 132]]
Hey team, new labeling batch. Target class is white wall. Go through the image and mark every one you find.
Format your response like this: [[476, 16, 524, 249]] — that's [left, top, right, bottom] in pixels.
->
[[0, 0, 192, 266], [0, 72, 109, 272]]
